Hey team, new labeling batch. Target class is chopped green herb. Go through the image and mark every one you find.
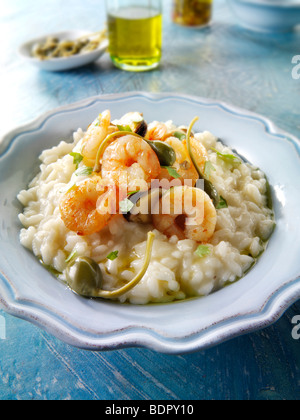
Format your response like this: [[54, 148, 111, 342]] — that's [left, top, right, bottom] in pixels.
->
[[107, 251, 119, 261], [173, 131, 187, 141], [204, 161, 216, 179], [195, 245, 211, 258], [94, 117, 101, 127], [120, 198, 135, 214], [75, 166, 93, 177], [211, 148, 241, 164], [162, 166, 181, 179], [70, 152, 84, 169], [117, 125, 132, 132], [65, 250, 78, 264], [216, 196, 228, 209]]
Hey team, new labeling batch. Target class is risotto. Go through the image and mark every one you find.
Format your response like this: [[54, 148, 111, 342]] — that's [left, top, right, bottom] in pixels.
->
[[17, 111, 275, 304]]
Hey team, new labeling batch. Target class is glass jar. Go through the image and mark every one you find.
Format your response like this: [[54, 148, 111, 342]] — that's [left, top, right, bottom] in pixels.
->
[[105, 0, 163, 72], [172, 0, 213, 27]]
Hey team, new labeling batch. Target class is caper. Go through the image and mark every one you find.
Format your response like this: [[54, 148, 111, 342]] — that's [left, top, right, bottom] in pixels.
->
[[146, 140, 176, 167], [136, 120, 148, 137], [64, 233, 155, 300], [65, 257, 103, 297], [265, 177, 273, 210], [203, 179, 220, 208], [123, 189, 163, 224]]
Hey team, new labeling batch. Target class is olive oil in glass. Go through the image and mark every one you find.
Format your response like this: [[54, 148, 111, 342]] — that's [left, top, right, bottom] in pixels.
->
[[106, 0, 162, 72]]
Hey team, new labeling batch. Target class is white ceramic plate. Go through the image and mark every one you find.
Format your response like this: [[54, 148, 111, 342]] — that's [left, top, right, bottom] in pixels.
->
[[228, 0, 300, 32], [18, 30, 108, 72], [1, 92, 300, 354]]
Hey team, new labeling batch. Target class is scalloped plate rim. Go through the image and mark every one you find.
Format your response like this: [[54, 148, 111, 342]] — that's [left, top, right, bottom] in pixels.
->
[[0, 91, 300, 354]]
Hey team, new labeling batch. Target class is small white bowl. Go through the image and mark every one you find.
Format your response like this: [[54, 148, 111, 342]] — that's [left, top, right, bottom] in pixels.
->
[[228, 0, 300, 32], [19, 30, 108, 72]]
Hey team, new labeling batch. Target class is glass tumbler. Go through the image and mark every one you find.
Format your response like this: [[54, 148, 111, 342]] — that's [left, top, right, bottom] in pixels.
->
[[172, 0, 213, 27], [105, 0, 163, 72]]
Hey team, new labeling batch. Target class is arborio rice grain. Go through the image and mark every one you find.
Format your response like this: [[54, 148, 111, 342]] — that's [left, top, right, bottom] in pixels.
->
[[17, 127, 275, 304]]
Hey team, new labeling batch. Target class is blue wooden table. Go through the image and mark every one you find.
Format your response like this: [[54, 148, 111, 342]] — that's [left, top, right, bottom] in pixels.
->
[[1, 0, 300, 400]]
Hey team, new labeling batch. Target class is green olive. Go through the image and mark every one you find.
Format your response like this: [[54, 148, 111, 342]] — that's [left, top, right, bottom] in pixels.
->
[[65, 257, 103, 297], [146, 140, 176, 167]]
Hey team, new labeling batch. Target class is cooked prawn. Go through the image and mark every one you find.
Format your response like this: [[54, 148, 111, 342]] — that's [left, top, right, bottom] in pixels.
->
[[183, 136, 208, 175], [60, 176, 117, 236], [81, 110, 111, 167], [156, 136, 208, 187], [101, 135, 161, 192], [146, 121, 169, 141], [153, 186, 217, 242], [164, 137, 198, 185]]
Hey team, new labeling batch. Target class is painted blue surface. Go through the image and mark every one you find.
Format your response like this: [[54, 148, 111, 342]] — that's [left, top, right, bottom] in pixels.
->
[[0, 0, 300, 400]]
